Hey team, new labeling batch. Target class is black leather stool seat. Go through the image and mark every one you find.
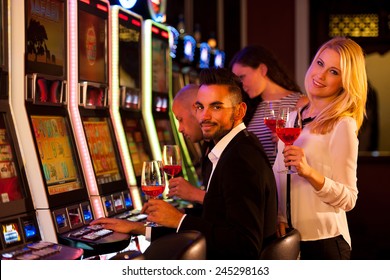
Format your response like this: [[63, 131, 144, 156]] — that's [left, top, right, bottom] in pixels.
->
[[110, 230, 206, 260], [260, 228, 301, 260]]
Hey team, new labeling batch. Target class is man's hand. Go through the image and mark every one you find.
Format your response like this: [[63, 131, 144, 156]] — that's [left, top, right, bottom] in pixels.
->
[[90, 218, 146, 235], [167, 176, 206, 204], [142, 199, 185, 228]]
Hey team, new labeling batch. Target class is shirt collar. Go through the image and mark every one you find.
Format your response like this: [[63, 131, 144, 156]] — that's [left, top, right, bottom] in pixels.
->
[[208, 122, 246, 164]]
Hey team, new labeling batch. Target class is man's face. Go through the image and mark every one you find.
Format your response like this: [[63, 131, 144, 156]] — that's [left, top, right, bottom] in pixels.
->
[[194, 85, 238, 142], [172, 100, 203, 143]]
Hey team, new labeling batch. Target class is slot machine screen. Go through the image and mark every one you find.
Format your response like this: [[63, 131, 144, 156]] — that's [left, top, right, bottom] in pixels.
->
[[30, 115, 83, 196], [0, 116, 23, 203], [123, 90, 141, 110], [183, 35, 196, 63], [168, 26, 179, 60], [102, 195, 114, 216], [82, 117, 123, 185], [67, 205, 83, 228], [123, 192, 133, 208], [118, 17, 141, 89], [54, 210, 69, 232], [151, 36, 169, 94], [199, 42, 211, 69], [214, 50, 225, 68], [112, 193, 124, 212], [122, 118, 151, 177], [21, 217, 40, 241], [154, 94, 168, 113], [25, 0, 65, 78], [155, 119, 174, 146], [1, 220, 22, 247], [81, 202, 93, 224], [78, 9, 107, 84]]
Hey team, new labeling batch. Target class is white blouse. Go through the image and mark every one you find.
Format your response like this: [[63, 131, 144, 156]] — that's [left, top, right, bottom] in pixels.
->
[[273, 116, 359, 247]]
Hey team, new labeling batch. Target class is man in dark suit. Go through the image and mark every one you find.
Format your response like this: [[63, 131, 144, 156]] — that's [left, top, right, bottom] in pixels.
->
[[91, 68, 277, 259]]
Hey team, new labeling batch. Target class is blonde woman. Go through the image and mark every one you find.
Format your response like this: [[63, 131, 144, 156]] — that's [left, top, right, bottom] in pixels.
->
[[274, 37, 367, 259]]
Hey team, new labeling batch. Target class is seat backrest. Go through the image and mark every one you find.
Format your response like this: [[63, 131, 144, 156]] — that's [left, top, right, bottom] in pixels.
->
[[142, 230, 206, 260], [260, 228, 301, 260]]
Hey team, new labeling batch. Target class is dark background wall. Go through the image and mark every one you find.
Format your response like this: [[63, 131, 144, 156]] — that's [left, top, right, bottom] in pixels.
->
[[246, 0, 296, 79]]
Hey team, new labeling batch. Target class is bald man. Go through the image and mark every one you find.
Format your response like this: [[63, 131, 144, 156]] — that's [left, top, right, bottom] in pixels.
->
[[169, 84, 206, 204], [172, 84, 203, 143]]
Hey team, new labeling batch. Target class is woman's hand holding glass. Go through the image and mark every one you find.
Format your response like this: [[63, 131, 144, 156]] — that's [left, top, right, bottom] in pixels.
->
[[276, 106, 302, 174]]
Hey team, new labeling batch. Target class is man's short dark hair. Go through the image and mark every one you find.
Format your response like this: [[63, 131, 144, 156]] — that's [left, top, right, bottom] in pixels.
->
[[199, 68, 243, 104]]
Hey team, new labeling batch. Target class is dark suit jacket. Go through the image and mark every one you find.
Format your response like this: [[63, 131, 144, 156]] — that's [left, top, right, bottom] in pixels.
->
[[179, 129, 278, 259]]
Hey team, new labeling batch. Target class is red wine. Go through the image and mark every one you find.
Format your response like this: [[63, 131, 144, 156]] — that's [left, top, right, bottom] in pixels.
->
[[264, 118, 277, 133], [163, 165, 182, 177], [276, 127, 301, 145], [141, 185, 165, 198]]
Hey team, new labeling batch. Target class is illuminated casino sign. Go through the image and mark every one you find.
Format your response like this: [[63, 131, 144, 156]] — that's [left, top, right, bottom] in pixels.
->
[[147, 0, 166, 23], [119, 0, 137, 9]]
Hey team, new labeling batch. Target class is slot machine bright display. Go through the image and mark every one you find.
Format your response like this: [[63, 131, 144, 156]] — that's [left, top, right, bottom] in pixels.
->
[[1, 88, 83, 259], [142, 19, 172, 159], [109, 5, 150, 205], [68, 0, 143, 226], [172, 32, 198, 87], [9, 0, 131, 258], [170, 30, 203, 181], [195, 42, 212, 71], [143, 19, 199, 189], [211, 49, 226, 68], [3, 0, 83, 259], [169, 26, 184, 97]]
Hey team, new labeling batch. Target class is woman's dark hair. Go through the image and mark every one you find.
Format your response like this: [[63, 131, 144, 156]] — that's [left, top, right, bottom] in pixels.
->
[[229, 45, 301, 92]]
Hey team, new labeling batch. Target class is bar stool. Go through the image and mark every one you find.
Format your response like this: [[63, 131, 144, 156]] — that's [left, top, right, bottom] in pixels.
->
[[260, 228, 301, 260], [110, 230, 206, 260]]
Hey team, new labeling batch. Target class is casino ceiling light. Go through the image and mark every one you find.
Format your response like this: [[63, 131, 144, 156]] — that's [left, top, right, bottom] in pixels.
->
[[119, 0, 137, 9]]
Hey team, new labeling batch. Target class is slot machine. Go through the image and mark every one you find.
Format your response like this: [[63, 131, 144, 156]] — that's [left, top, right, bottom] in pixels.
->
[[210, 48, 226, 69], [169, 26, 185, 97], [68, 0, 146, 226], [9, 0, 131, 258], [171, 31, 198, 88], [169, 29, 203, 182], [143, 19, 200, 190], [1, 0, 84, 260], [195, 42, 212, 72], [1, 65, 83, 260], [109, 5, 150, 202]]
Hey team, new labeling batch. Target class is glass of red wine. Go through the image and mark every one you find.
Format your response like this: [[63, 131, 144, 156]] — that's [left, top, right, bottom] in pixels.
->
[[276, 106, 302, 174], [162, 145, 182, 179], [141, 160, 166, 226], [263, 100, 281, 156]]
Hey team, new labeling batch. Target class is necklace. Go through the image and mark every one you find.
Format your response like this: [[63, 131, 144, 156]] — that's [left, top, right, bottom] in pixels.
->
[[302, 104, 318, 119], [301, 105, 316, 127]]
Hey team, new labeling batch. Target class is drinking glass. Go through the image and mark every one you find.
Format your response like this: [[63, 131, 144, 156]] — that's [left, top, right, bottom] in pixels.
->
[[276, 106, 302, 174], [263, 100, 281, 156], [141, 160, 166, 226], [162, 145, 182, 179]]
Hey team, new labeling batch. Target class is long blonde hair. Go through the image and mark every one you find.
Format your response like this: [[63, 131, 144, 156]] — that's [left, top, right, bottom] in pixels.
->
[[304, 37, 367, 134]]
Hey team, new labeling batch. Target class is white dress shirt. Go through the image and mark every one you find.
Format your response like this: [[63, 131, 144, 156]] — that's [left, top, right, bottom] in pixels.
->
[[206, 122, 246, 191], [146, 122, 247, 240]]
